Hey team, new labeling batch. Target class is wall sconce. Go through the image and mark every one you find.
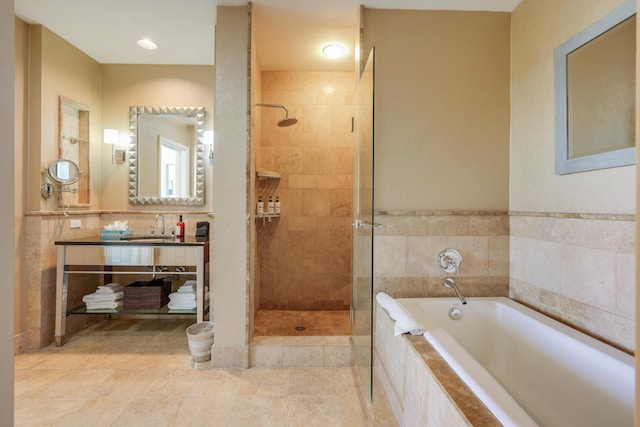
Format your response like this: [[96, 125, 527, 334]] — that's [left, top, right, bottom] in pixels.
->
[[103, 129, 127, 164], [204, 130, 214, 162]]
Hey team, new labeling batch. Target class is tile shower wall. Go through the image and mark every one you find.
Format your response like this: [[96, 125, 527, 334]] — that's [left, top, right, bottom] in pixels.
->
[[510, 213, 635, 352], [373, 212, 509, 298], [258, 71, 355, 310]]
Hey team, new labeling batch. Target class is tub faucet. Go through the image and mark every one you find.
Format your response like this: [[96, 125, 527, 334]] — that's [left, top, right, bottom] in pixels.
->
[[155, 214, 165, 235], [444, 278, 467, 305]]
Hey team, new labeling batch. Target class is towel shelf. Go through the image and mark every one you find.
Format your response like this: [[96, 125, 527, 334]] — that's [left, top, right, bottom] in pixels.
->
[[54, 238, 209, 346]]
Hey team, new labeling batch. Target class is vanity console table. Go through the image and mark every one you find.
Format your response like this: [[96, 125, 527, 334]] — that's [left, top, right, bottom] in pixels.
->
[[54, 236, 209, 346]]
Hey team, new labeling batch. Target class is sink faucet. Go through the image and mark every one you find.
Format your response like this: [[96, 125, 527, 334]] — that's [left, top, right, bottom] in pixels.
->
[[444, 278, 467, 305], [155, 214, 165, 235]]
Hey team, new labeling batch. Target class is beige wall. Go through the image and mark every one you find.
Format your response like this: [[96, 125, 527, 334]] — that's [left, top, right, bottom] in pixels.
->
[[511, 0, 635, 214], [100, 64, 214, 211], [510, 0, 635, 351], [257, 71, 355, 311], [28, 25, 102, 212], [13, 18, 29, 354], [363, 10, 511, 212], [2, 0, 15, 423], [212, 6, 251, 368]]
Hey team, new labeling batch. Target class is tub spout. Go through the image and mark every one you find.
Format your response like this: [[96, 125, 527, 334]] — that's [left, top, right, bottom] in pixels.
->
[[444, 278, 467, 305]]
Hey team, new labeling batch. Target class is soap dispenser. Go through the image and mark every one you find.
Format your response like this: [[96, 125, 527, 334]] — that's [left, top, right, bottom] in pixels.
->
[[176, 215, 185, 238]]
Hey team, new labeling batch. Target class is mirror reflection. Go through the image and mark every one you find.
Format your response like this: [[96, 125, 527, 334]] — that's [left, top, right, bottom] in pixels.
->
[[129, 106, 206, 205], [47, 159, 80, 184], [59, 97, 90, 206], [554, 0, 636, 174]]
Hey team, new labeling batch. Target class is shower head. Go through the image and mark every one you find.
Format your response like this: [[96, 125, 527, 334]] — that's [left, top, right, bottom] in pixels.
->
[[256, 103, 298, 127], [277, 117, 298, 127]]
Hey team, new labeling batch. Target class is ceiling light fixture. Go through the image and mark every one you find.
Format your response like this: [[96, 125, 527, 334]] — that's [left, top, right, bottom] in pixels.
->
[[137, 38, 158, 50], [322, 44, 345, 60]]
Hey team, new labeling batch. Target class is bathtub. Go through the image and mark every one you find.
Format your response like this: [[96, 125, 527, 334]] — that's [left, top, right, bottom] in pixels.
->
[[395, 297, 634, 427]]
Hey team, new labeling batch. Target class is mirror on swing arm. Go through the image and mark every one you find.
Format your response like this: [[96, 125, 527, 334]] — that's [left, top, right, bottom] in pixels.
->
[[41, 158, 82, 204]]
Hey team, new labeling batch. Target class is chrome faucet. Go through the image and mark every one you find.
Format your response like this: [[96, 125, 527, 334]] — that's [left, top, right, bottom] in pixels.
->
[[444, 278, 467, 305], [155, 214, 165, 235]]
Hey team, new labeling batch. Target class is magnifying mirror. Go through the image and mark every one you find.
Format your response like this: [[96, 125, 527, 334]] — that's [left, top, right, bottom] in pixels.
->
[[46, 159, 80, 185]]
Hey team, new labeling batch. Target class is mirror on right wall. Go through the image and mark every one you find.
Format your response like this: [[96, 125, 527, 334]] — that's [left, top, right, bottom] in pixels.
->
[[554, 0, 636, 174]]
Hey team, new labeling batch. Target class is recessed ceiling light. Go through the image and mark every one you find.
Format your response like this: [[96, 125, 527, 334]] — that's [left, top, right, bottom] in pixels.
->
[[322, 44, 345, 60], [137, 38, 157, 50]]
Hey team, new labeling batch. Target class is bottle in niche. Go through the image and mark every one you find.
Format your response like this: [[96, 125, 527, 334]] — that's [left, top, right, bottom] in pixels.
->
[[257, 196, 264, 215], [267, 196, 275, 214], [176, 215, 185, 238], [275, 196, 280, 215]]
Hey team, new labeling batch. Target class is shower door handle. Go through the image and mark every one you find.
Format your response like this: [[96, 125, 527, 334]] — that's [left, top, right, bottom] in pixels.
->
[[353, 220, 382, 230]]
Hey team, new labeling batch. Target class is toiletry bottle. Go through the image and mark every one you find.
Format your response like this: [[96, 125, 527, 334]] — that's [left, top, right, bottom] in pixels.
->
[[177, 215, 185, 238], [257, 196, 264, 215], [267, 196, 274, 214], [275, 196, 280, 215]]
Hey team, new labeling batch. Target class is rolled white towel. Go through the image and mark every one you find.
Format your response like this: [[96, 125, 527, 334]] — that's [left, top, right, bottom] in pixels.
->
[[376, 292, 426, 336]]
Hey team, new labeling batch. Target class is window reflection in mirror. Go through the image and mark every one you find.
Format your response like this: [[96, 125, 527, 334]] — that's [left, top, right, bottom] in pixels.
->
[[159, 135, 189, 197]]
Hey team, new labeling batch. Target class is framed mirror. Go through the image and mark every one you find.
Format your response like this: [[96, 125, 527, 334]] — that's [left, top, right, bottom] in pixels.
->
[[554, 0, 636, 174], [129, 106, 206, 205], [58, 97, 90, 207]]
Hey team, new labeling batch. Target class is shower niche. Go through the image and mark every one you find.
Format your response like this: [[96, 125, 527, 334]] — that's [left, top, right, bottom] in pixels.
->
[[255, 171, 281, 225]]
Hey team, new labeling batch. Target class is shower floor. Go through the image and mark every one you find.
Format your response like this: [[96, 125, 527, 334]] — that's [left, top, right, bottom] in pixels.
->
[[254, 310, 351, 336]]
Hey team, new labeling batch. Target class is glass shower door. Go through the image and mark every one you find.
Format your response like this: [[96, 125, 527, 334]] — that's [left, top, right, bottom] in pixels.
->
[[351, 48, 375, 403]]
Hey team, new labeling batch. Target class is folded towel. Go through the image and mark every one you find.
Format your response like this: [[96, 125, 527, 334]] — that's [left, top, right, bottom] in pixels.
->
[[82, 291, 123, 303], [96, 284, 124, 294], [168, 301, 196, 310], [376, 292, 426, 336], [183, 280, 197, 287], [177, 285, 195, 293], [85, 301, 123, 310], [169, 292, 195, 302]]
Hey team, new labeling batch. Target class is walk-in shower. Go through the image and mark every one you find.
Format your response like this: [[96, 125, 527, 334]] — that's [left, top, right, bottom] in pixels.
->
[[256, 103, 298, 127]]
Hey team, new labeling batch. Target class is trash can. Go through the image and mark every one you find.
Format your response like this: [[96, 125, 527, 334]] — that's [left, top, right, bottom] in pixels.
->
[[186, 321, 214, 369]]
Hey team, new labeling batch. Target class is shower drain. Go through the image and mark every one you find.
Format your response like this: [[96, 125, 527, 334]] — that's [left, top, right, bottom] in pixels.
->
[[294, 326, 306, 331]]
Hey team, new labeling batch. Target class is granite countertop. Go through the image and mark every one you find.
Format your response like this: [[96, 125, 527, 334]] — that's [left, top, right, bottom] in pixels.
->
[[55, 235, 209, 246]]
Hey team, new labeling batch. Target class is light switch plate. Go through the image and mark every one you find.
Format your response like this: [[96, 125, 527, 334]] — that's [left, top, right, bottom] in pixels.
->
[[70, 219, 81, 229]]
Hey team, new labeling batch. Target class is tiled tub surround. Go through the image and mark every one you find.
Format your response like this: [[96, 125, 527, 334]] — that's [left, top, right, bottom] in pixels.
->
[[375, 303, 499, 426], [373, 211, 509, 298], [257, 71, 355, 311], [509, 212, 635, 352], [18, 211, 212, 354]]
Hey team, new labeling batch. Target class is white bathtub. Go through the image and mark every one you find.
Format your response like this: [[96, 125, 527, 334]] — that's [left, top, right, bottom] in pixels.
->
[[396, 297, 634, 427]]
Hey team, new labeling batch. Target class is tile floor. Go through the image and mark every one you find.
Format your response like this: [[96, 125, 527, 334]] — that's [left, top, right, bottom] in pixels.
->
[[14, 318, 396, 426], [253, 310, 351, 336]]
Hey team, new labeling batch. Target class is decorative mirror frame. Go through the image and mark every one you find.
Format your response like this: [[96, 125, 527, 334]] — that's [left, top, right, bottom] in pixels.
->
[[128, 106, 206, 205], [554, 0, 636, 174]]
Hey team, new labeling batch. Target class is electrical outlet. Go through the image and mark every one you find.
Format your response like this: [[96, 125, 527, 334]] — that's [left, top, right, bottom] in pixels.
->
[[70, 219, 81, 229]]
